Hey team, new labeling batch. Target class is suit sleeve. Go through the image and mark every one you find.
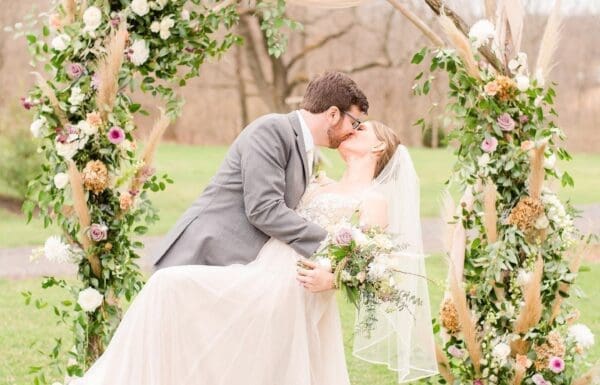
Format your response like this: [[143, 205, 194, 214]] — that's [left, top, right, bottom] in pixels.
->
[[240, 120, 327, 257]]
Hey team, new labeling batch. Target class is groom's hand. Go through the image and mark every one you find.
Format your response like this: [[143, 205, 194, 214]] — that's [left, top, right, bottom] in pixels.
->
[[296, 259, 335, 293]]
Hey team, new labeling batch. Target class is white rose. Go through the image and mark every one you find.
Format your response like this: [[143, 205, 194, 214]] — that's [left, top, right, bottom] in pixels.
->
[[515, 75, 530, 92], [150, 21, 160, 33], [477, 153, 490, 168], [44, 236, 71, 263], [516, 269, 532, 287], [130, 39, 149, 66], [131, 0, 149, 16], [53, 172, 70, 189], [508, 59, 519, 72], [544, 153, 557, 169], [351, 228, 368, 246], [55, 140, 79, 159], [468, 19, 496, 48], [68, 87, 85, 106], [78, 120, 97, 136], [51, 34, 71, 51], [568, 324, 595, 349], [159, 16, 175, 40], [83, 6, 102, 32], [367, 262, 387, 280], [534, 215, 549, 230], [30, 118, 46, 138], [492, 343, 511, 362], [77, 287, 104, 312], [181, 9, 190, 21]]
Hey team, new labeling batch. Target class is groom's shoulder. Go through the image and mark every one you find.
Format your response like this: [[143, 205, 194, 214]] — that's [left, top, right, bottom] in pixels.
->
[[241, 113, 295, 141]]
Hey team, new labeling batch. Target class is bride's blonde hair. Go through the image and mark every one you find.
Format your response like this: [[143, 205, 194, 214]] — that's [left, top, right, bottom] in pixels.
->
[[370, 121, 401, 177]]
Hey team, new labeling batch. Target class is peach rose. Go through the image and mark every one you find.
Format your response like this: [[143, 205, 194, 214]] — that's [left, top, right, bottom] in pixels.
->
[[484, 80, 499, 96], [521, 140, 535, 151], [516, 354, 532, 369], [86, 111, 103, 127]]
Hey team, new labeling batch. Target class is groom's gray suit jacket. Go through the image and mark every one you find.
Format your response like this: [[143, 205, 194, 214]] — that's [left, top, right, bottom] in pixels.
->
[[153, 111, 327, 268]]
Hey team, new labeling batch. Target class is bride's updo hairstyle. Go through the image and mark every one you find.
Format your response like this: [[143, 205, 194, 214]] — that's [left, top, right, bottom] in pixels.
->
[[370, 121, 401, 178]]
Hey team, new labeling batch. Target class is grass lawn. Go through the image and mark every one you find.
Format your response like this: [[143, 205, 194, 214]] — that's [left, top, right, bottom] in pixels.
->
[[1, 144, 599, 248], [1, 256, 599, 385]]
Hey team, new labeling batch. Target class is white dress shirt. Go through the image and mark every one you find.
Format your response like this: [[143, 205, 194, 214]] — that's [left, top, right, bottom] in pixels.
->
[[296, 110, 315, 177]]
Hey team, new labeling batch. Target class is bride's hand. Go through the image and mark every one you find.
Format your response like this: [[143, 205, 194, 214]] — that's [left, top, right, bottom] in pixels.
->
[[296, 259, 335, 293]]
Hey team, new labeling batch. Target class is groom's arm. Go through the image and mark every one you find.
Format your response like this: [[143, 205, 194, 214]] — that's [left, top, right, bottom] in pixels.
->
[[240, 120, 327, 258]]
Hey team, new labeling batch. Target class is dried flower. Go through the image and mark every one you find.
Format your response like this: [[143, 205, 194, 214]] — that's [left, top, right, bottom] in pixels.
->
[[440, 297, 460, 334], [82, 160, 109, 194]]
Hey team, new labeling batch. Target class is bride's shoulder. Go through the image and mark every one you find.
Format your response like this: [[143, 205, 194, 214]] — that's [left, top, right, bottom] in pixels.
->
[[359, 190, 388, 228]]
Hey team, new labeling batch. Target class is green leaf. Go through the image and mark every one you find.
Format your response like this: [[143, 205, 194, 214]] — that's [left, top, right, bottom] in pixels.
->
[[561, 171, 574, 188], [411, 48, 427, 64]]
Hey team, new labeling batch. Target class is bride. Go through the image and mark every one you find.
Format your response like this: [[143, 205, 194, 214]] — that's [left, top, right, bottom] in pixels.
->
[[71, 120, 438, 385]]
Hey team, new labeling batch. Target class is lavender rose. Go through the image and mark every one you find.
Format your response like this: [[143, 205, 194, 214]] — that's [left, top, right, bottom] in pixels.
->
[[89, 224, 108, 242], [67, 63, 85, 79], [335, 228, 353, 246], [497, 113, 515, 132], [481, 136, 498, 153]]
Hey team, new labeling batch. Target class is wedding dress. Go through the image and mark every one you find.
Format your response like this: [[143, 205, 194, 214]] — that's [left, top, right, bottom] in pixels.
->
[[71, 180, 361, 385]]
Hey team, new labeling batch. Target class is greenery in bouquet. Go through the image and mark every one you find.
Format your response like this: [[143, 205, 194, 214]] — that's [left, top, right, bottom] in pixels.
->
[[315, 210, 423, 334], [411, 9, 597, 385]]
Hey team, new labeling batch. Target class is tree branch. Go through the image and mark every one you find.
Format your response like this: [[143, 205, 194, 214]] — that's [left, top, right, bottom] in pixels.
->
[[286, 24, 354, 71], [422, 0, 505, 73]]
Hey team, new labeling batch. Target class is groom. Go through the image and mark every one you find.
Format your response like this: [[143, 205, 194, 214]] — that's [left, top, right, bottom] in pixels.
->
[[153, 72, 368, 269]]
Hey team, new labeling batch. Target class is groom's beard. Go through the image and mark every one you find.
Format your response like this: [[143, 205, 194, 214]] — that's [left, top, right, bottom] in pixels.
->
[[327, 127, 352, 149]]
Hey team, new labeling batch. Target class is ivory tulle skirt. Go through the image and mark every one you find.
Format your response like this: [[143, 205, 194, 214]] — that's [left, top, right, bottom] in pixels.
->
[[71, 238, 350, 385]]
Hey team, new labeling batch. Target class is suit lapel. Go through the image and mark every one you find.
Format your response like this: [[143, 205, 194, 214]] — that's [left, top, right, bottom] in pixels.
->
[[288, 111, 310, 187]]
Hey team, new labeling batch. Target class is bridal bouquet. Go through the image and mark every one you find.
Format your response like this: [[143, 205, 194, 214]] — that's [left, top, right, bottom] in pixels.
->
[[314, 211, 423, 332]]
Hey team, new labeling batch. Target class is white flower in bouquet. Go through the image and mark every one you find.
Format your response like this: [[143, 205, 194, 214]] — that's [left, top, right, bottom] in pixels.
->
[[53, 172, 69, 189], [77, 287, 104, 312], [492, 342, 511, 363], [351, 227, 368, 246], [367, 261, 387, 281], [44, 236, 71, 263], [130, 39, 150, 65], [314, 256, 332, 271], [534, 214, 549, 230], [468, 19, 496, 48], [515, 75, 530, 92], [55, 140, 79, 159], [516, 269, 532, 287], [181, 9, 190, 21], [83, 6, 102, 32], [78, 119, 97, 136], [68, 86, 85, 106], [568, 324, 595, 349], [159, 16, 175, 40], [153, 0, 169, 10], [372, 234, 394, 250], [341, 270, 352, 282], [509, 52, 528, 74], [131, 0, 149, 16], [477, 153, 490, 168], [51, 34, 71, 51], [150, 21, 160, 33], [534, 95, 543, 107], [30, 117, 46, 137]]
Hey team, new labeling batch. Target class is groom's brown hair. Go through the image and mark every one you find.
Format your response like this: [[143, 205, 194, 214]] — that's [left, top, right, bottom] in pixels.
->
[[300, 72, 369, 114]]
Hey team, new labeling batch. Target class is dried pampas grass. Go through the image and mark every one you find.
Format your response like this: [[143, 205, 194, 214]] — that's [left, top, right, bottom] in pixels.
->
[[535, 0, 563, 82], [529, 144, 546, 200], [439, 15, 481, 79], [96, 23, 128, 120], [32, 72, 69, 127], [67, 161, 102, 278], [550, 243, 587, 323], [483, 180, 498, 244], [435, 343, 455, 384], [512, 255, 544, 355], [62, 0, 77, 24]]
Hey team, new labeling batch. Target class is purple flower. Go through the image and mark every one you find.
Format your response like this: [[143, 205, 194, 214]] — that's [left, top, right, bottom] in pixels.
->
[[481, 136, 498, 153], [532, 374, 550, 385], [497, 113, 516, 132], [20, 97, 34, 110], [473, 380, 483, 385], [88, 224, 108, 242], [335, 228, 353, 246], [548, 356, 565, 373], [67, 63, 85, 79], [448, 345, 464, 358], [519, 115, 529, 124], [107, 126, 125, 144]]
